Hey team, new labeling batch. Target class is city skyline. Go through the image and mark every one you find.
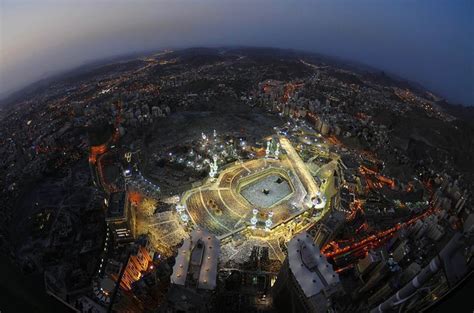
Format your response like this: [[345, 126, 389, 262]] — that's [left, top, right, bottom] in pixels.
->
[[1, 0, 473, 105], [0, 2, 473, 312], [0, 45, 472, 313]]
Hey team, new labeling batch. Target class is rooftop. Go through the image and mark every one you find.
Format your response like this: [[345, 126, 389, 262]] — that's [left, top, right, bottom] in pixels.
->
[[171, 229, 220, 290], [288, 231, 339, 298], [105, 191, 127, 221]]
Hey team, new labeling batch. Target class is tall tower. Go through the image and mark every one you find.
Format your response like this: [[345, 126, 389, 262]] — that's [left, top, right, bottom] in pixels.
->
[[272, 232, 342, 313]]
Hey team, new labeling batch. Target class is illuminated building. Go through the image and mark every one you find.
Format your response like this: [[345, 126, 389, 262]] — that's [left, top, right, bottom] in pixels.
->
[[119, 242, 153, 291], [168, 229, 220, 312], [171, 229, 220, 290], [105, 191, 136, 243], [272, 232, 341, 313]]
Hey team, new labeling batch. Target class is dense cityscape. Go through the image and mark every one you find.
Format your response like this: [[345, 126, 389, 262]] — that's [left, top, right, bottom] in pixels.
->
[[0, 47, 473, 313]]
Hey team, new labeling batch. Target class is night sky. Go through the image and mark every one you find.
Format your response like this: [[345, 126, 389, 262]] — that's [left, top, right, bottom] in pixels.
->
[[1, 0, 473, 105]]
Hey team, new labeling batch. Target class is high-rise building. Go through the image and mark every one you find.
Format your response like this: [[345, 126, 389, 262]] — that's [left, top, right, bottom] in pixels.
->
[[120, 242, 153, 291], [105, 191, 136, 243], [272, 232, 342, 313], [171, 229, 220, 290], [167, 229, 220, 312]]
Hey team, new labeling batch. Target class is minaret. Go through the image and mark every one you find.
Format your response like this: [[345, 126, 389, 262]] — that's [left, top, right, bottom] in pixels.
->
[[250, 209, 259, 229], [265, 211, 274, 231], [209, 155, 218, 179], [275, 142, 281, 158], [265, 140, 271, 158]]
